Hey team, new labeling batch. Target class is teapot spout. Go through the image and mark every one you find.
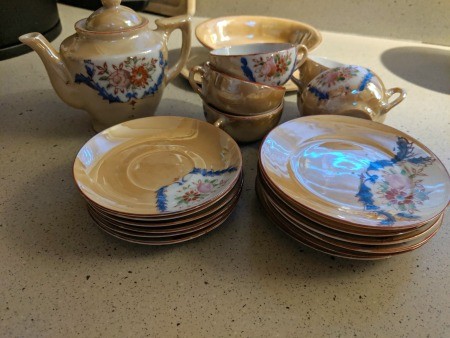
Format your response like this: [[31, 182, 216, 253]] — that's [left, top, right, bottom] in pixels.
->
[[19, 33, 83, 109], [19, 33, 71, 84]]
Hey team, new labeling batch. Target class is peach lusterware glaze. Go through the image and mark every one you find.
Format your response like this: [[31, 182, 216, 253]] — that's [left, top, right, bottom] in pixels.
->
[[209, 43, 308, 86], [257, 173, 443, 246], [256, 177, 444, 260], [88, 175, 243, 230], [195, 16, 322, 51], [295, 56, 345, 89], [291, 64, 406, 122], [73, 116, 242, 216], [19, 0, 191, 131], [189, 62, 285, 115], [259, 116, 450, 231], [194, 16, 322, 91], [202, 101, 283, 143]]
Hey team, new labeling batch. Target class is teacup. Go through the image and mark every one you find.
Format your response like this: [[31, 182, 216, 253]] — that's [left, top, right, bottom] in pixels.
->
[[203, 101, 284, 143], [189, 62, 286, 115], [292, 64, 406, 122], [209, 43, 308, 86]]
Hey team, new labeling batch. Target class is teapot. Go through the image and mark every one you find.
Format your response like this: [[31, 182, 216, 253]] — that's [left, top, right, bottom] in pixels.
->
[[292, 59, 406, 123], [19, 0, 191, 131]]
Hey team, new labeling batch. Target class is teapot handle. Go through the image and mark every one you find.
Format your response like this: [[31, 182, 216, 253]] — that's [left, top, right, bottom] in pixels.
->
[[188, 65, 206, 99], [383, 87, 407, 114], [155, 15, 191, 84]]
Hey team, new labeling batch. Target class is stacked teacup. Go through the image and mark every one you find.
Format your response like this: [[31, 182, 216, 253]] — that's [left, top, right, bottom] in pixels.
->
[[189, 43, 308, 143]]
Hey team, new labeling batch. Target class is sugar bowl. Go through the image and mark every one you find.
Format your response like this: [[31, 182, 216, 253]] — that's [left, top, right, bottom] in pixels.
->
[[292, 62, 406, 122]]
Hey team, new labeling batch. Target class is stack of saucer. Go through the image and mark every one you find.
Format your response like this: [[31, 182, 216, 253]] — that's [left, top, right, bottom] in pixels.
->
[[73, 116, 243, 245], [257, 116, 450, 259]]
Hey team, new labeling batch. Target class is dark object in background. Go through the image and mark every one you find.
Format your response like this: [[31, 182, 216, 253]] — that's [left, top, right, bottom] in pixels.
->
[[58, 0, 150, 12], [0, 0, 61, 60]]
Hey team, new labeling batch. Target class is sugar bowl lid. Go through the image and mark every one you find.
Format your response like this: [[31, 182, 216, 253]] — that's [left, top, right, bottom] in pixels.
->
[[82, 0, 144, 32]]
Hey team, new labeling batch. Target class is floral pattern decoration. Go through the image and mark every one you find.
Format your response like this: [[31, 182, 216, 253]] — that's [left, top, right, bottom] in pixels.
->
[[252, 53, 292, 82], [355, 137, 435, 225], [75, 51, 166, 105], [240, 51, 294, 86], [156, 167, 238, 213], [307, 65, 373, 101], [315, 66, 359, 88]]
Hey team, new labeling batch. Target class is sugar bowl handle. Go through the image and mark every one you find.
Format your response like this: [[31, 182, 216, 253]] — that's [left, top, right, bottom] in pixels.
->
[[155, 15, 191, 84], [213, 118, 225, 129], [383, 87, 407, 114], [188, 65, 206, 98]]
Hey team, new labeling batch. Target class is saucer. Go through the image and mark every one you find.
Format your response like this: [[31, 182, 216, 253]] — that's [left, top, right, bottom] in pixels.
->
[[74, 116, 242, 216], [88, 181, 241, 238], [260, 115, 450, 229], [256, 178, 444, 259], [87, 173, 243, 231]]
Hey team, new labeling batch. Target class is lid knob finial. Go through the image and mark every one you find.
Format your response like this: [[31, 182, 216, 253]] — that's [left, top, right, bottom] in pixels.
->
[[84, 0, 143, 32], [101, 0, 121, 8]]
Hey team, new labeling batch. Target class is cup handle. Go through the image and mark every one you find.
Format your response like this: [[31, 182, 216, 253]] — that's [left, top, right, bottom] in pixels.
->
[[383, 87, 407, 114], [155, 15, 192, 84], [189, 65, 206, 98], [213, 118, 225, 129], [294, 44, 308, 70]]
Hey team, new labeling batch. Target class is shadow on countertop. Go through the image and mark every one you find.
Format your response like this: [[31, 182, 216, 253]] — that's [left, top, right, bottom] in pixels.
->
[[381, 46, 450, 94]]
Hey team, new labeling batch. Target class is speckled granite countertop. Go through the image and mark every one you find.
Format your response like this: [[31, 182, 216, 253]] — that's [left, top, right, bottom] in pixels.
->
[[1, 4, 449, 337]]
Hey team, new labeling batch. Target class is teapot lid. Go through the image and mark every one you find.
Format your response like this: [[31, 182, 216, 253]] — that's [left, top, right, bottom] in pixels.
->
[[83, 0, 143, 32]]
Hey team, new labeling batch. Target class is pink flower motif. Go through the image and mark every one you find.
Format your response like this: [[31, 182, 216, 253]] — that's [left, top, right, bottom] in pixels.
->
[[385, 188, 406, 204], [261, 58, 277, 77], [322, 72, 340, 87], [109, 69, 131, 91], [384, 173, 412, 191], [197, 180, 213, 193]]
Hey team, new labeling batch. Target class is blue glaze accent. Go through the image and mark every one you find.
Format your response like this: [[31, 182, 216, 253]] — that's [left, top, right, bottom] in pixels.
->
[[240, 57, 256, 82], [190, 167, 237, 176], [358, 70, 373, 91], [307, 85, 329, 100], [75, 61, 122, 103], [355, 136, 434, 225], [156, 186, 167, 212], [156, 166, 238, 213], [74, 51, 166, 104]]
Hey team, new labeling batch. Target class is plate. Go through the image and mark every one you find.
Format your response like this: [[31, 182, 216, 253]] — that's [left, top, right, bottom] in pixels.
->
[[87, 173, 243, 231], [195, 16, 322, 52], [255, 181, 392, 260], [256, 180, 443, 259], [260, 116, 450, 229], [257, 175, 443, 251], [88, 188, 240, 238], [74, 116, 242, 216], [91, 207, 233, 245]]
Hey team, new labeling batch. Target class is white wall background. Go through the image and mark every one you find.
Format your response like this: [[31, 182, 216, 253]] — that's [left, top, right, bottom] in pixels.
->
[[195, 0, 449, 46]]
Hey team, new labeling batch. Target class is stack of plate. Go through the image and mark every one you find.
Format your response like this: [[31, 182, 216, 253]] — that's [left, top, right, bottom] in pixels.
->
[[73, 116, 243, 245], [257, 116, 450, 259]]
